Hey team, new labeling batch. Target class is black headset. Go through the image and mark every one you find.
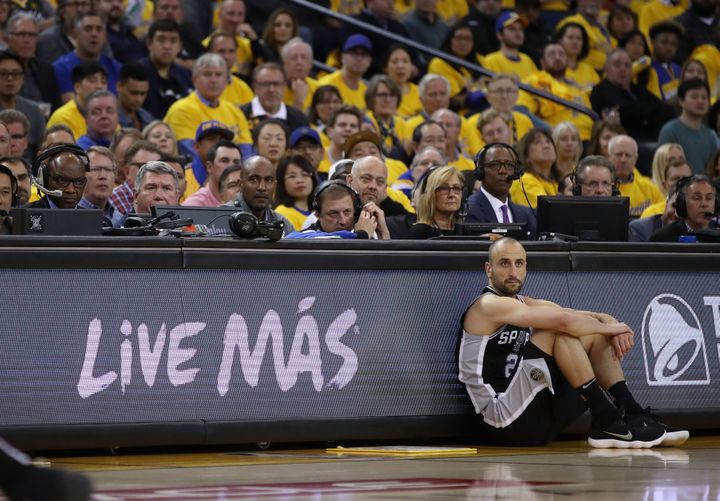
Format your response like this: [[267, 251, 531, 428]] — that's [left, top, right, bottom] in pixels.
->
[[228, 211, 285, 242], [32, 144, 90, 189], [311, 180, 363, 223], [416, 165, 442, 195], [474, 142, 523, 181], [0, 164, 18, 207], [674, 175, 720, 219]]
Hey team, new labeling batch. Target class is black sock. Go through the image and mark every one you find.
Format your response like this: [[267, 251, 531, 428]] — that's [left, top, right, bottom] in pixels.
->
[[608, 381, 644, 415], [577, 378, 616, 427]]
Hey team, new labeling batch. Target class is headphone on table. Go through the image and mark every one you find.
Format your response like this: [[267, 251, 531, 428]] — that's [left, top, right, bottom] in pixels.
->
[[32, 144, 90, 197], [674, 175, 720, 219], [228, 211, 285, 242], [311, 180, 363, 223], [474, 142, 523, 182], [0, 164, 18, 208]]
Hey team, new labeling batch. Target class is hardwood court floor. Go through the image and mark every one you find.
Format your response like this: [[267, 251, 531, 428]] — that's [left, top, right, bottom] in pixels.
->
[[27, 436, 720, 499]]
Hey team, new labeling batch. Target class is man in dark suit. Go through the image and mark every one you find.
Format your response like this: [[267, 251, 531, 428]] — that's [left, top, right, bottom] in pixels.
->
[[465, 142, 537, 239]]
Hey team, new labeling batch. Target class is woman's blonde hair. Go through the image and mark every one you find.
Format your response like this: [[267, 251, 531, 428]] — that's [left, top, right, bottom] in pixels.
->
[[142, 120, 178, 156], [415, 165, 463, 226], [651, 143, 685, 195], [551, 121, 582, 165]]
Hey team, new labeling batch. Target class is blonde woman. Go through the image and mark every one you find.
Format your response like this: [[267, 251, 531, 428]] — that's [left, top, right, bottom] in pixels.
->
[[552, 121, 583, 176], [409, 166, 463, 239], [650, 143, 686, 196]]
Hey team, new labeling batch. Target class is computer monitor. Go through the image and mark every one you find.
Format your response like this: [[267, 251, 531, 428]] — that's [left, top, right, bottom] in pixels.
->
[[456, 222, 529, 240], [537, 195, 629, 241], [11, 208, 103, 236]]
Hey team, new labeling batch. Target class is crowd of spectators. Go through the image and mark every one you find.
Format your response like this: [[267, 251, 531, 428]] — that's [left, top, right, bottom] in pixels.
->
[[0, 0, 718, 241]]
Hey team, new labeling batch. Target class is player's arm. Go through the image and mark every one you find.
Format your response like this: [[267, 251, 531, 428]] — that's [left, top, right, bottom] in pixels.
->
[[465, 295, 630, 338], [525, 297, 619, 324]]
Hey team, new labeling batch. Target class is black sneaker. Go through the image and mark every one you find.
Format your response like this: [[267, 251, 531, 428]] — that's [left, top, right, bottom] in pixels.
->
[[7, 466, 92, 501], [588, 407, 666, 449], [628, 407, 690, 447]]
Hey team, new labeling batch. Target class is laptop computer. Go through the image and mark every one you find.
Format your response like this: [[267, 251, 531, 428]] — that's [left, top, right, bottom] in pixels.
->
[[11, 208, 103, 236]]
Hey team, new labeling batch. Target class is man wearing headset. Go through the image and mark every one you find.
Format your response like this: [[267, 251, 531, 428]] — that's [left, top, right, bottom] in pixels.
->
[[27, 146, 88, 209], [649, 175, 719, 242], [573, 155, 617, 197], [286, 180, 389, 239], [464, 142, 537, 239]]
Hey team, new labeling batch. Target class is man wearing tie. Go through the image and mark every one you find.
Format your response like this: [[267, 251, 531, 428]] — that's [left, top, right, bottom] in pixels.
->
[[464, 142, 537, 239]]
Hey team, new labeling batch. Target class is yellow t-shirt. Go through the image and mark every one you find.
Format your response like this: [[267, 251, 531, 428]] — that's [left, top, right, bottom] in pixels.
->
[[618, 170, 665, 217], [47, 99, 86, 140], [556, 14, 613, 73], [221, 75, 254, 108], [449, 154, 475, 172], [519, 70, 594, 140], [367, 111, 411, 151], [184, 167, 201, 200], [387, 186, 415, 214], [274, 204, 311, 231], [427, 56, 484, 97], [640, 199, 665, 218], [566, 61, 600, 96], [483, 51, 538, 81], [638, 0, 687, 38], [164, 91, 252, 144], [386, 157, 409, 185], [283, 76, 319, 113], [691, 45, 720, 102], [397, 82, 422, 119], [317, 71, 367, 111], [509, 172, 558, 208], [437, 0, 469, 24], [332, 0, 363, 15]]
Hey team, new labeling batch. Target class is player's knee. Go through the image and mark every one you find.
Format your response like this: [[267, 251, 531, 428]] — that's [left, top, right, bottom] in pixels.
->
[[531, 329, 559, 355]]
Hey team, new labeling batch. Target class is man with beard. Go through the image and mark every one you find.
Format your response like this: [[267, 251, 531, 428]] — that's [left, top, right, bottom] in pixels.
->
[[459, 237, 688, 447], [224, 155, 292, 235], [518, 42, 593, 140]]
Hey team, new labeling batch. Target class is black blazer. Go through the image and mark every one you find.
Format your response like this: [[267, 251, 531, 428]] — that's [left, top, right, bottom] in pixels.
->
[[464, 189, 537, 240]]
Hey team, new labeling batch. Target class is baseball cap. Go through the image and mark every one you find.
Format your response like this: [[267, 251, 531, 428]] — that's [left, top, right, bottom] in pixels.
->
[[289, 126, 321, 148], [342, 34, 372, 53], [496, 12, 528, 33], [342, 130, 382, 158], [195, 120, 234, 142]]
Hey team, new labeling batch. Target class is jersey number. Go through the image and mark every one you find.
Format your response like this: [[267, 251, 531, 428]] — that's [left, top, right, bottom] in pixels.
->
[[505, 354, 519, 378]]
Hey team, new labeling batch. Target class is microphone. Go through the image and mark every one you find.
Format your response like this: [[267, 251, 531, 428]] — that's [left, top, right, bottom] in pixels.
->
[[32, 177, 62, 197], [0, 209, 7, 217]]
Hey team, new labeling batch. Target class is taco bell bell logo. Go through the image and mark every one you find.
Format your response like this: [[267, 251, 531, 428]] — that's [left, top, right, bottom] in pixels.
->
[[641, 294, 710, 386]]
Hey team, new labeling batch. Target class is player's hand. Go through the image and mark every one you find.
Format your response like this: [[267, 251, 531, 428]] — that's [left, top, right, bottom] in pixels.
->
[[611, 331, 634, 361]]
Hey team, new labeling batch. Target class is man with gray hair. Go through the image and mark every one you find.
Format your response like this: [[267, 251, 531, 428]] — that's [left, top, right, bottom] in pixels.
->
[[281, 37, 317, 112], [133, 160, 180, 214], [77, 90, 120, 150], [165, 52, 252, 161], [431, 108, 475, 172], [392, 145, 446, 199], [407, 74, 482, 158], [607, 134, 663, 216]]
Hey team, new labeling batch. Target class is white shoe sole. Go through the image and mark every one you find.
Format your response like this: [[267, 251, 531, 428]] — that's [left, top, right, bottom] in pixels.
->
[[660, 430, 690, 447], [588, 431, 667, 449]]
